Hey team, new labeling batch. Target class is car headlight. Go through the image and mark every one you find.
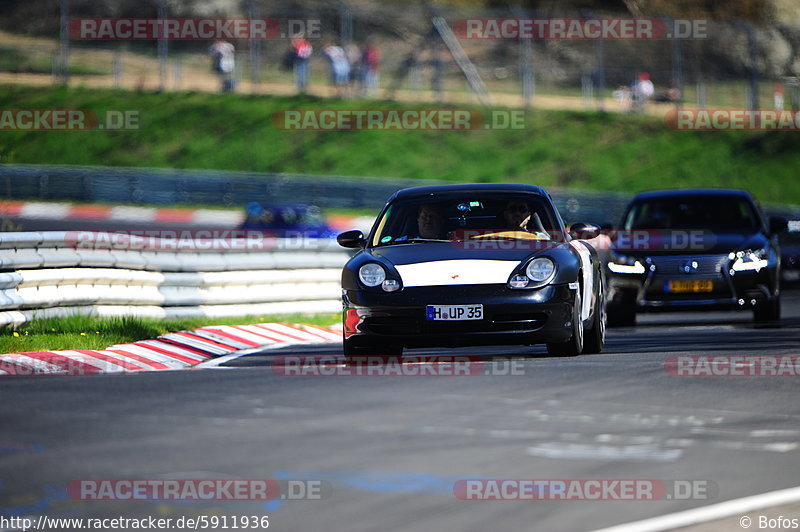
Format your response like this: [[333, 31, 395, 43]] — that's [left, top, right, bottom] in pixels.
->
[[730, 249, 769, 272], [508, 257, 556, 289], [358, 263, 386, 287], [526, 257, 556, 283], [607, 253, 646, 274]]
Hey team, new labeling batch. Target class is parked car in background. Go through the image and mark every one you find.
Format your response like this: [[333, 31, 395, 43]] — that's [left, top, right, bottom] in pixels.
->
[[240, 202, 338, 238], [605, 189, 788, 326]]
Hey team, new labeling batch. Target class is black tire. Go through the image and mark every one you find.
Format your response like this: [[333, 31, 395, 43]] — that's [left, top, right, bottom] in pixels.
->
[[583, 279, 606, 354], [547, 289, 583, 356], [754, 296, 780, 322]]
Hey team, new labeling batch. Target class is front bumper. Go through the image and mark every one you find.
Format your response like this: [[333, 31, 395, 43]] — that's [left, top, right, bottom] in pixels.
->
[[607, 255, 778, 312], [343, 284, 576, 348]]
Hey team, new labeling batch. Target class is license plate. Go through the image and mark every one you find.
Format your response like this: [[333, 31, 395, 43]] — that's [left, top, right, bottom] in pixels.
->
[[426, 304, 483, 321], [666, 280, 714, 293]]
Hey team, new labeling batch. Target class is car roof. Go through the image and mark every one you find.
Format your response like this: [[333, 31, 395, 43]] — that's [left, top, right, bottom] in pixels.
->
[[390, 183, 550, 201], [631, 188, 754, 202]]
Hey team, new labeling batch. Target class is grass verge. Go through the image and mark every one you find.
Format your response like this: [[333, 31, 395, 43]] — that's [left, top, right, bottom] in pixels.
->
[[1, 85, 800, 204], [0, 313, 340, 354]]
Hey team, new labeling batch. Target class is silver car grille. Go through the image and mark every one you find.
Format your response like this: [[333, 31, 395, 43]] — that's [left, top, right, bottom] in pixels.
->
[[648, 255, 729, 276]]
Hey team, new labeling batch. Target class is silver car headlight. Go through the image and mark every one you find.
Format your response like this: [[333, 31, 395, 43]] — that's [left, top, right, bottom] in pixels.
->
[[608, 253, 646, 274], [526, 257, 556, 283], [508, 257, 556, 289], [358, 263, 387, 287], [730, 248, 769, 272]]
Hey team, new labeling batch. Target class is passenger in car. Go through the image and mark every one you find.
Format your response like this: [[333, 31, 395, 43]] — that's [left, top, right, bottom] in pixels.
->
[[501, 201, 549, 237]]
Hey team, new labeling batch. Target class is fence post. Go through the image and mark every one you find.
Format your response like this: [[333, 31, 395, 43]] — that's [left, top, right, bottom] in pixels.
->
[[58, 0, 70, 84], [245, 0, 262, 91], [113, 50, 122, 88], [737, 21, 759, 110], [585, 10, 605, 112], [511, 6, 534, 109], [337, 0, 353, 46], [172, 57, 183, 90], [154, 0, 168, 92], [582, 73, 594, 109], [663, 15, 684, 99], [696, 79, 706, 109]]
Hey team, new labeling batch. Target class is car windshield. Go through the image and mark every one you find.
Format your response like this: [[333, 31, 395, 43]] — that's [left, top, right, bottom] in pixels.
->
[[371, 194, 563, 247], [622, 196, 761, 232]]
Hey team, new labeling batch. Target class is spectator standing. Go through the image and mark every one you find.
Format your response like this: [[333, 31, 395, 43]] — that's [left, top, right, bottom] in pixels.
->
[[361, 41, 380, 97], [345, 43, 361, 90], [291, 35, 313, 93], [209, 39, 235, 92], [323, 42, 350, 98], [774, 82, 785, 109], [613, 85, 633, 111], [633, 72, 654, 113]]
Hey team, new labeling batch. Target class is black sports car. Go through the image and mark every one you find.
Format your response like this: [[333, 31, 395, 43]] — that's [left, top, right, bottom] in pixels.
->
[[336, 184, 606, 357], [605, 189, 788, 326]]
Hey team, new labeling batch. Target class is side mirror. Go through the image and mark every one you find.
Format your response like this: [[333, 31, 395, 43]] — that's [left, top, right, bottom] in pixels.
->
[[769, 216, 789, 235], [569, 222, 601, 240], [337, 230, 366, 249]]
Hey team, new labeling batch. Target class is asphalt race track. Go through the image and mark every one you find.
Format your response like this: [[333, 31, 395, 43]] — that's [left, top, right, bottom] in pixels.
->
[[2, 289, 799, 532]]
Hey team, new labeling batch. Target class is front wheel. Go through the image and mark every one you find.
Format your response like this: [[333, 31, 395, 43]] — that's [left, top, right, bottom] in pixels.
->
[[583, 279, 606, 354], [547, 290, 583, 356]]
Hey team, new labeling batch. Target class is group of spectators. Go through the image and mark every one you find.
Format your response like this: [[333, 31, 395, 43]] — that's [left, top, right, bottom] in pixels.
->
[[289, 35, 380, 97], [208, 36, 380, 96]]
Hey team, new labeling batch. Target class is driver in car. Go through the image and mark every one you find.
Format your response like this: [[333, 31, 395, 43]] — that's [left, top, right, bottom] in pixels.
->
[[395, 204, 447, 242], [417, 204, 446, 239]]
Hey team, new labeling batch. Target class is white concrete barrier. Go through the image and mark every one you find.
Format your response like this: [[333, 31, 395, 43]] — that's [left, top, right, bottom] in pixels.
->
[[0, 231, 351, 325]]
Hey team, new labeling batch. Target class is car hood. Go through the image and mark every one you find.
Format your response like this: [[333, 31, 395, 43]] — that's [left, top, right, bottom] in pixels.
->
[[614, 232, 767, 256], [370, 241, 559, 265], [368, 241, 563, 287]]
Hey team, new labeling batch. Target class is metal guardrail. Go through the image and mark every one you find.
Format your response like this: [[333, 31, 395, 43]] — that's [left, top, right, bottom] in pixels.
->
[[5, 163, 799, 223], [0, 164, 650, 225], [0, 164, 437, 210]]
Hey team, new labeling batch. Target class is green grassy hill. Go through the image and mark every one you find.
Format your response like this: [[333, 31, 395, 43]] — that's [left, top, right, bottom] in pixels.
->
[[1, 85, 799, 204]]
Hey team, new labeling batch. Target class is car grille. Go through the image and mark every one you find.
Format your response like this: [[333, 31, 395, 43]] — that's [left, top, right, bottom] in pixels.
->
[[649, 255, 729, 277]]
